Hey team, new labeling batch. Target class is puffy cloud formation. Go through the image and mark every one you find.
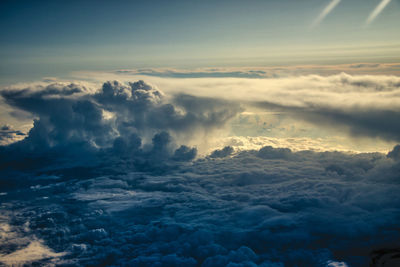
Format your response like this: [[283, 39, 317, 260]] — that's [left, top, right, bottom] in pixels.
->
[[209, 146, 234, 158], [1, 78, 400, 266], [41, 71, 400, 146], [78, 71, 400, 143], [387, 145, 400, 160], [0, 80, 240, 171], [0, 145, 400, 266]]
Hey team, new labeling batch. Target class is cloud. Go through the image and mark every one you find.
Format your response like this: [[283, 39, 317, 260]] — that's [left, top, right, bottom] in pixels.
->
[[1, 144, 400, 266], [101, 63, 398, 78], [311, 0, 341, 28], [257, 146, 292, 160], [209, 146, 234, 158], [0, 240, 66, 266], [349, 63, 381, 69], [172, 145, 197, 161], [0, 80, 241, 173], [0, 124, 26, 145], [0, 77, 400, 266], [3, 73, 400, 153], [366, 0, 392, 25], [116, 69, 270, 79], [138, 72, 400, 143], [387, 144, 400, 160], [255, 100, 400, 142]]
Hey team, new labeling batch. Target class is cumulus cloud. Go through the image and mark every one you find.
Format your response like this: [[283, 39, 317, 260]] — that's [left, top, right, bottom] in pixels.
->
[[1, 77, 400, 266], [109, 72, 400, 143], [209, 146, 234, 158], [68, 71, 400, 147], [172, 145, 197, 161], [1, 145, 400, 266], [387, 144, 400, 161], [0, 80, 241, 171]]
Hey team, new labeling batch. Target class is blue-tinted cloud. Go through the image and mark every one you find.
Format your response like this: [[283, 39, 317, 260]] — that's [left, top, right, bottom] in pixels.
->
[[1, 145, 400, 266], [0, 80, 240, 167], [255, 100, 400, 142], [1, 79, 400, 267], [209, 146, 234, 158]]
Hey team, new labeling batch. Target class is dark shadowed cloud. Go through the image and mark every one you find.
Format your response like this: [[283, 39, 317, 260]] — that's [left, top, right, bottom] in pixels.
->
[[0, 124, 25, 144], [209, 146, 234, 158], [255, 101, 400, 142], [1, 144, 400, 266], [0, 80, 241, 173]]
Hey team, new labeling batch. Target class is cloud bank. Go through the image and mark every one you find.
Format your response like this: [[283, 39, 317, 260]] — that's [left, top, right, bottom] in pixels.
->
[[91, 72, 400, 144], [0, 80, 241, 171], [0, 77, 399, 266], [1, 144, 400, 266]]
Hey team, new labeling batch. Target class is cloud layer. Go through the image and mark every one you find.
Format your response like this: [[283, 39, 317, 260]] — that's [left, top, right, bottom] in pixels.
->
[[113, 72, 400, 143], [1, 144, 400, 266], [0, 78, 399, 266]]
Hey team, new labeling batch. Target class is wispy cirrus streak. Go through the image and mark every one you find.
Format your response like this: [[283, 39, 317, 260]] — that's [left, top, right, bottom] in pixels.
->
[[366, 0, 392, 25], [311, 0, 341, 28]]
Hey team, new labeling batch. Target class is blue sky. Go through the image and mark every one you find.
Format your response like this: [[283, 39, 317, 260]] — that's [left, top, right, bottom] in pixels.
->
[[1, 0, 400, 83]]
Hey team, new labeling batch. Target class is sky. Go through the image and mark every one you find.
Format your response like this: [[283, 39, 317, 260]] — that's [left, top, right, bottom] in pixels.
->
[[1, 0, 400, 83], [1, 1, 400, 266]]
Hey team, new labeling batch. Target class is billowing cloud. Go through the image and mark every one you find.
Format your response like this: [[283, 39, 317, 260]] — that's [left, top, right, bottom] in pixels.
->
[[104, 72, 400, 143], [3, 73, 400, 150], [1, 144, 400, 266], [0, 80, 241, 169], [209, 146, 234, 158], [1, 77, 400, 266]]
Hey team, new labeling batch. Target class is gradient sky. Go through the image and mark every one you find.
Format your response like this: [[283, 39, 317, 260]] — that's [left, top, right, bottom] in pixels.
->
[[1, 0, 400, 83]]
